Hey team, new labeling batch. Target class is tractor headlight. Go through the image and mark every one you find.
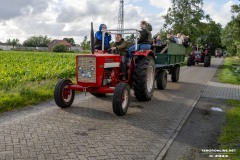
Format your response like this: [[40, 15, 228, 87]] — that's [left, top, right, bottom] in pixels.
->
[[90, 65, 95, 71]]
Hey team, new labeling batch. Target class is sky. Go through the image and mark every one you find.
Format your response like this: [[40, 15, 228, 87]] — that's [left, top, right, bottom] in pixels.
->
[[0, 0, 239, 44]]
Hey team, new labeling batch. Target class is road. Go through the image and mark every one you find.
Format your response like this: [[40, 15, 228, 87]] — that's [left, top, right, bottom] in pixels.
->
[[0, 58, 224, 160]]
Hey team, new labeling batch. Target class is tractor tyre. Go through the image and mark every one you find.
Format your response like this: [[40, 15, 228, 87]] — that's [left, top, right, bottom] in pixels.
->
[[90, 93, 106, 97], [54, 79, 75, 108], [187, 56, 192, 66], [112, 83, 130, 116], [171, 64, 180, 82], [192, 59, 195, 65], [204, 56, 210, 67], [168, 69, 172, 74], [133, 56, 155, 101], [156, 70, 167, 90]]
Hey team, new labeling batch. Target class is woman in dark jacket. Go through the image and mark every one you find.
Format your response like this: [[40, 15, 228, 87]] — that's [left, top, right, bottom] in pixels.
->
[[128, 21, 151, 58], [95, 24, 111, 50]]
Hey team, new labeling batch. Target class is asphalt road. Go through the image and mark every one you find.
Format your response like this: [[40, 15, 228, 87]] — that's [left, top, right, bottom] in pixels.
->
[[0, 58, 224, 160]]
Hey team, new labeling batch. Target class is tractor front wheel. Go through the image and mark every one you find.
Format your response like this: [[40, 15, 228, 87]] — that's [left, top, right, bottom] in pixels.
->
[[171, 64, 180, 82], [54, 79, 75, 108], [133, 56, 155, 101], [187, 56, 192, 66], [156, 70, 167, 90], [204, 56, 211, 67], [112, 83, 130, 116]]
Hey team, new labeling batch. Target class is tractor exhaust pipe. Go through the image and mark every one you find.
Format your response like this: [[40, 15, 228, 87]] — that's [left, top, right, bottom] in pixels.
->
[[91, 22, 94, 54]]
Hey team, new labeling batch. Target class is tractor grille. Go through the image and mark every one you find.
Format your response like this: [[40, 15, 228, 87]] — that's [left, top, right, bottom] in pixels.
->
[[77, 56, 96, 83]]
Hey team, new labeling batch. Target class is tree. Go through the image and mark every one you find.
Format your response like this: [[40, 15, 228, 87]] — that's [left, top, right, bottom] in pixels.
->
[[125, 34, 135, 47], [221, 2, 240, 56], [6, 39, 20, 49], [80, 36, 90, 50], [196, 21, 222, 52], [63, 38, 76, 46], [52, 44, 67, 52], [162, 0, 210, 43], [23, 35, 51, 47]]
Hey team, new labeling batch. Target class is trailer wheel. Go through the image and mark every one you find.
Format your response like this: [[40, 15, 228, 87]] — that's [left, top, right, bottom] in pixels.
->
[[112, 83, 130, 116], [54, 79, 75, 108], [156, 70, 167, 90], [187, 56, 192, 66], [204, 56, 210, 67], [90, 93, 106, 97], [171, 64, 180, 82], [133, 56, 155, 101]]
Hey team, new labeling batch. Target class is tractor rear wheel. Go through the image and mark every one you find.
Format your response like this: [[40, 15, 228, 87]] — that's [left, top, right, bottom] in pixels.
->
[[171, 64, 180, 82], [54, 79, 75, 108], [156, 70, 167, 90], [204, 56, 211, 67], [187, 56, 192, 66], [112, 83, 130, 116], [133, 56, 155, 101]]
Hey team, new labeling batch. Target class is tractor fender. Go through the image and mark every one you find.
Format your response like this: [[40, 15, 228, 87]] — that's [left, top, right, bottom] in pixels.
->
[[133, 50, 155, 59]]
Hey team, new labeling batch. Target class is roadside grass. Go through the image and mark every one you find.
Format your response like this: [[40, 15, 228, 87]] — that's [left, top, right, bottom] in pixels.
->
[[217, 56, 240, 159], [0, 77, 76, 113], [218, 100, 240, 160], [219, 56, 240, 85]]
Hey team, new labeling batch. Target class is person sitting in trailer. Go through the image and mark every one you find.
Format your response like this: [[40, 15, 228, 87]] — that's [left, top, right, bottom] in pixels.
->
[[110, 34, 128, 80], [94, 24, 111, 50], [128, 20, 152, 59], [152, 35, 162, 46]]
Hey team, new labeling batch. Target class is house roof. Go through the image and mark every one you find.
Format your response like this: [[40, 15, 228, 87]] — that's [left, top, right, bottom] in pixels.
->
[[49, 39, 72, 46]]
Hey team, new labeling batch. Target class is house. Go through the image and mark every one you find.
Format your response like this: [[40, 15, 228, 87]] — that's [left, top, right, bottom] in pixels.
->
[[48, 39, 72, 51]]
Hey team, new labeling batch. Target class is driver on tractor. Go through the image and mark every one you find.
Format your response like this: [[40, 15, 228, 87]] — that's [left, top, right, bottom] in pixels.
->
[[110, 34, 128, 80]]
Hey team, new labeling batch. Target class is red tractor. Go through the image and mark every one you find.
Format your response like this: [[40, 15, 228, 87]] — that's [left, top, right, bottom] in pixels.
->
[[54, 23, 185, 116], [54, 23, 156, 116], [187, 44, 211, 67]]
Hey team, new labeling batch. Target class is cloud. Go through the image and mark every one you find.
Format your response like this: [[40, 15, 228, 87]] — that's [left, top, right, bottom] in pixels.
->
[[0, 0, 237, 44], [203, 1, 235, 27], [0, 0, 49, 20], [0, 0, 155, 44], [148, 0, 171, 11]]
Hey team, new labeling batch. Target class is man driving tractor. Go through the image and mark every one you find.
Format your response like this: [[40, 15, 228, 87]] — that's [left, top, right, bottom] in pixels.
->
[[110, 34, 128, 80]]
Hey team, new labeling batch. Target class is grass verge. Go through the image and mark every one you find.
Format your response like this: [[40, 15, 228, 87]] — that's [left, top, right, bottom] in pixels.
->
[[218, 100, 240, 159], [0, 78, 75, 112], [219, 56, 240, 85]]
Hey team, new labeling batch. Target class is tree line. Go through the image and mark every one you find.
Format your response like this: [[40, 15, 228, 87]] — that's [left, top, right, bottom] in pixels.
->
[[4, 36, 78, 49], [156, 0, 239, 56]]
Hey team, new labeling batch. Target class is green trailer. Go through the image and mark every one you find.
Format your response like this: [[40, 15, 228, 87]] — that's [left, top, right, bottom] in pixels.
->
[[152, 43, 185, 90]]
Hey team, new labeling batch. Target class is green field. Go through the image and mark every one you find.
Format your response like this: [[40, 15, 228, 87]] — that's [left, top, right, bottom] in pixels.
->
[[0, 51, 78, 112]]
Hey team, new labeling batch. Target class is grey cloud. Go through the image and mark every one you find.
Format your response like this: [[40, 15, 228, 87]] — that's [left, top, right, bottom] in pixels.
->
[[56, 1, 112, 23], [0, 0, 49, 20]]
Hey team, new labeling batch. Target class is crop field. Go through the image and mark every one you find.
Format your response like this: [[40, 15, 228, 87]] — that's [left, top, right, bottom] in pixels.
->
[[0, 51, 78, 112], [0, 51, 77, 90]]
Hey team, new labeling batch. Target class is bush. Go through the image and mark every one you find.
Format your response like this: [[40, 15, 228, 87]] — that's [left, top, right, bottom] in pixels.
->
[[52, 44, 67, 52]]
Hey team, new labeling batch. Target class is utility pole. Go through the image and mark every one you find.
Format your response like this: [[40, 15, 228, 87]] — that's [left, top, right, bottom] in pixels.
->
[[117, 0, 124, 33]]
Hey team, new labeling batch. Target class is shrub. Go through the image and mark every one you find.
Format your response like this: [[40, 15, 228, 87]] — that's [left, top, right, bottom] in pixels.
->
[[52, 44, 67, 52]]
